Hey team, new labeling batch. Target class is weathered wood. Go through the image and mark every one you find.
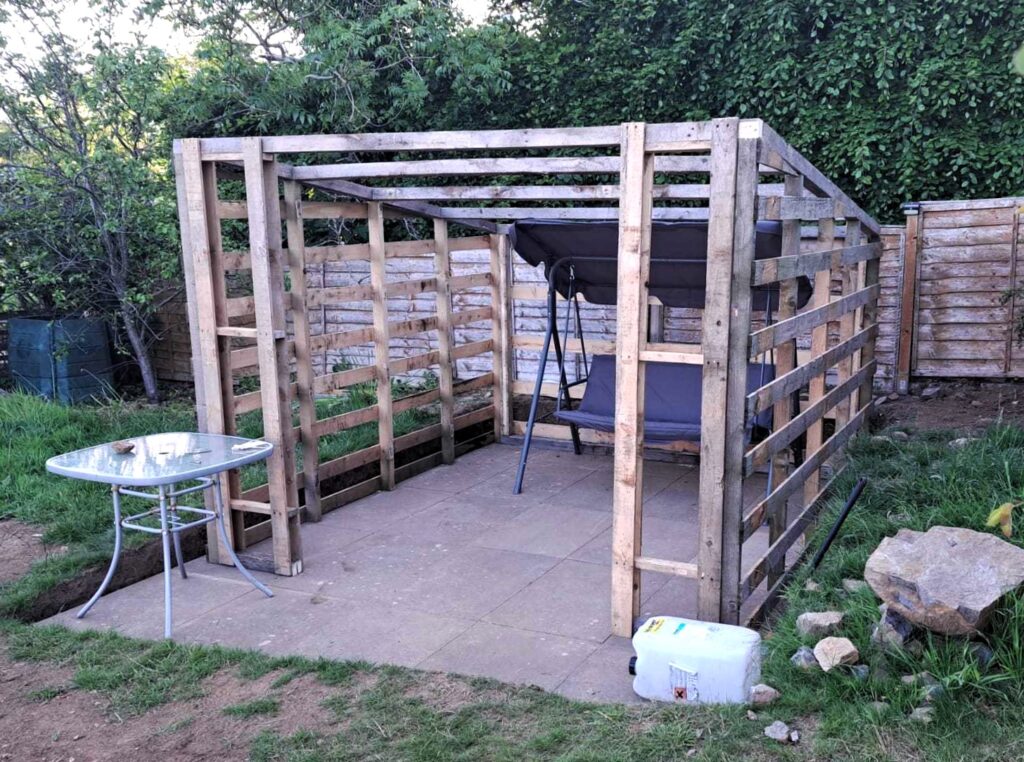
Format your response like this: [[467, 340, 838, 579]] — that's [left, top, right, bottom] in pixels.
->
[[289, 154, 710, 181], [368, 202, 396, 490], [752, 242, 881, 285], [749, 283, 880, 356], [1005, 206, 1021, 374], [434, 219, 456, 464], [634, 557, 699, 577], [430, 206, 710, 221], [489, 233, 512, 440], [757, 195, 836, 221], [610, 122, 653, 637], [697, 117, 739, 624], [242, 140, 301, 575]]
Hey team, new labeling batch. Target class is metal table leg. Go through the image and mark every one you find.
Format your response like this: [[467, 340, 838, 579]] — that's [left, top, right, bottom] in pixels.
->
[[168, 484, 188, 580], [77, 485, 123, 619], [158, 484, 173, 639], [210, 473, 273, 598]]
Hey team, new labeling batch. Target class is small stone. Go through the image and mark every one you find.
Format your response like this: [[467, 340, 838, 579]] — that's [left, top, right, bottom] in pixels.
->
[[909, 706, 934, 723], [920, 385, 942, 401], [111, 440, 135, 455], [871, 435, 894, 445], [949, 437, 974, 449], [891, 430, 910, 442], [849, 664, 870, 681], [746, 709, 758, 720], [971, 400, 983, 408], [764, 720, 791, 743], [790, 646, 819, 670], [906, 640, 925, 658], [750, 683, 781, 705], [969, 642, 995, 669], [842, 578, 869, 594], [887, 392, 900, 401], [804, 579, 822, 592], [789, 730, 801, 744], [871, 604, 914, 650], [922, 683, 945, 703], [814, 637, 860, 672], [869, 701, 889, 714], [901, 671, 939, 688], [796, 611, 844, 638]]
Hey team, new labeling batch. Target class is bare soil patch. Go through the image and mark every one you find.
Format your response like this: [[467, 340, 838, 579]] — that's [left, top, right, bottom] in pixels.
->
[[875, 379, 1024, 434], [0, 519, 62, 586]]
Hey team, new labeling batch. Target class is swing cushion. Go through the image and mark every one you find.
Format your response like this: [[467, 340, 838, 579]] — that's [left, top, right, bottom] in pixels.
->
[[554, 355, 774, 443]]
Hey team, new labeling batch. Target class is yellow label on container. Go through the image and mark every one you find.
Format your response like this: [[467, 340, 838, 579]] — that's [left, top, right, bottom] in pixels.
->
[[643, 618, 665, 634]]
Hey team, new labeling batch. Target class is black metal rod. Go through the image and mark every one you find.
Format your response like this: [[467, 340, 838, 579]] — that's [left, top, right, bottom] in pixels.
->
[[809, 477, 868, 571]]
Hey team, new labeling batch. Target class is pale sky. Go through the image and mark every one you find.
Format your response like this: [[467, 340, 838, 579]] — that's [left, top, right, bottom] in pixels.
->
[[5, 0, 492, 60]]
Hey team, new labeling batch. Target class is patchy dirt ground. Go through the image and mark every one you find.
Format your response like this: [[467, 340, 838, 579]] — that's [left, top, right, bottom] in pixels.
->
[[874, 379, 1024, 434], [0, 642, 340, 761], [0, 519, 62, 586]]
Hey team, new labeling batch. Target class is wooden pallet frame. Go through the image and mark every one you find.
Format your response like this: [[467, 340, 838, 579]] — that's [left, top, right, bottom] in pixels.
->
[[173, 119, 880, 630]]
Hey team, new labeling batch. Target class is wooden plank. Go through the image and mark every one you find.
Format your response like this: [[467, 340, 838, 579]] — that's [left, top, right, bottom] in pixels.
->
[[314, 364, 376, 394], [634, 557, 699, 577], [767, 173, 802, 591], [757, 195, 836, 221], [752, 242, 880, 285], [313, 404, 379, 439], [451, 306, 493, 327], [306, 284, 375, 307], [450, 272, 492, 291], [284, 180, 321, 521], [434, 219, 455, 464], [215, 326, 259, 339], [493, 234, 514, 440], [919, 261, 1012, 279], [180, 142, 234, 564], [610, 122, 653, 637], [371, 183, 717, 201], [289, 154, 710, 180], [1006, 206, 1021, 374], [510, 420, 701, 455], [513, 334, 616, 356], [697, 117, 738, 624], [489, 233, 511, 441], [749, 283, 880, 356], [918, 275, 1011, 295], [923, 207, 1016, 228], [430, 207, 710, 221], [916, 340, 1009, 360], [242, 140, 301, 575], [746, 360, 876, 475], [915, 244, 1012, 264], [748, 324, 878, 417], [368, 202, 395, 490], [386, 277, 438, 298], [921, 225, 1014, 248], [743, 403, 869, 542], [916, 323, 1008, 342]]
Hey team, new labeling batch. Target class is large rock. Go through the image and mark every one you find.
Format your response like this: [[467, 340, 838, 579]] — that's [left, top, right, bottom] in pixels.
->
[[864, 526, 1024, 636], [813, 637, 859, 671], [796, 611, 844, 638]]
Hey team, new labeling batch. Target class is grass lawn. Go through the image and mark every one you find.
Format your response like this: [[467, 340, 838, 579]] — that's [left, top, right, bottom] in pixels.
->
[[5, 395, 1024, 759]]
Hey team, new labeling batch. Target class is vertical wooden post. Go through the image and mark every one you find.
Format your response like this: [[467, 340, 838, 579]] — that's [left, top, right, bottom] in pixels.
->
[[242, 138, 302, 576], [803, 218, 835, 504], [179, 140, 233, 564], [489, 233, 512, 441], [610, 122, 653, 637], [284, 180, 322, 521], [895, 207, 920, 394], [368, 202, 396, 489], [835, 219, 861, 426], [719, 132, 760, 624], [697, 118, 740, 623], [767, 173, 802, 589], [433, 218, 456, 464], [858, 238, 881, 410]]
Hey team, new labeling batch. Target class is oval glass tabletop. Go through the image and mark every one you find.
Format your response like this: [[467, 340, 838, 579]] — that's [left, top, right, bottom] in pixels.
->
[[45, 432, 274, 486]]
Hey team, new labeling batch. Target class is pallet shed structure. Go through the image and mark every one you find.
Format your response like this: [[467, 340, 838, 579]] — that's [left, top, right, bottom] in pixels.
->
[[173, 118, 881, 632]]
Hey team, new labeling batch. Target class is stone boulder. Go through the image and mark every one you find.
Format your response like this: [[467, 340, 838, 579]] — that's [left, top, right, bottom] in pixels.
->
[[864, 526, 1024, 636], [796, 611, 844, 638]]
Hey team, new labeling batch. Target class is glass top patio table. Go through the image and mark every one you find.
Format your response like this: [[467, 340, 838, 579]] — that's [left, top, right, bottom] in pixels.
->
[[45, 432, 273, 486]]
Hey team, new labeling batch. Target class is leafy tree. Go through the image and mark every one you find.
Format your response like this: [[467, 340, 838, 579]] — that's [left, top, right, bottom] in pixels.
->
[[0, 1, 180, 402]]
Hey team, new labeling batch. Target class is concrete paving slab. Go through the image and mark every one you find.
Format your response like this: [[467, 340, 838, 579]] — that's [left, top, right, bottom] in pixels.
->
[[569, 515, 700, 568], [45, 571, 256, 640], [639, 577, 699, 621], [417, 621, 598, 692], [556, 636, 642, 705], [400, 545, 559, 619], [539, 461, 687, 512], [174, 586, 472, 667], [473, 504, 611, 559]]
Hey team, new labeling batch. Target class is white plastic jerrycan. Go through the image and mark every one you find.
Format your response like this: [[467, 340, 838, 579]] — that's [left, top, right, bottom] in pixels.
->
[[630, 616, 761, 704]]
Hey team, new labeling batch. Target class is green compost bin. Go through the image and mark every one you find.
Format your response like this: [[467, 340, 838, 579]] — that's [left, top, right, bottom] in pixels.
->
[[8, 318, 114, 403]]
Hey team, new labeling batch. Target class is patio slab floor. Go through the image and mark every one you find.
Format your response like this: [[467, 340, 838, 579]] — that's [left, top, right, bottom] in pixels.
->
[[43, 442, 783, 704]]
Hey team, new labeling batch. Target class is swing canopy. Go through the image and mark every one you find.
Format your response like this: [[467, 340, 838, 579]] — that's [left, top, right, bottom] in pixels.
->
[[509, 219, 813, 310]]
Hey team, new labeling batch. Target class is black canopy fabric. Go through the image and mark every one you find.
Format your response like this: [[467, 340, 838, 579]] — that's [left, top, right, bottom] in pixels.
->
[[509, 220, 812, 311]]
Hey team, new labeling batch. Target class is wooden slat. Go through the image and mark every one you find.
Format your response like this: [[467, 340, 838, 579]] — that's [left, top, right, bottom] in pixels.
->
[[745, 360, 876, 475], [490, 233, 511, 440], [284, 180, 321, 521], [513, 334, 616, 356], [451, 306, 493, 327], [289, 154, 710, 180], [453, 338, 493, 359], [634, 557, 699, 578], [748, 283, 880, 356], [306, 284, 375, 307], [509, 420, 701, 455], [431, 207, 710, 221], [757, 195, 836, 221], [747, 324, 878, 417], [313, 404, 379, 439], [387, 276, 438, 298], [216, 326, 258, 339], [742, 404, 870, 542], [372, 183, 712, 201], [752, 242, 881, 285], [313, 364, 376, 394], [610, 121, 653, 637], [835, 220, 862, 427], [450, 272, 492, 290], [368, 202, 395, 490], [434, 219, 455, 464]]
